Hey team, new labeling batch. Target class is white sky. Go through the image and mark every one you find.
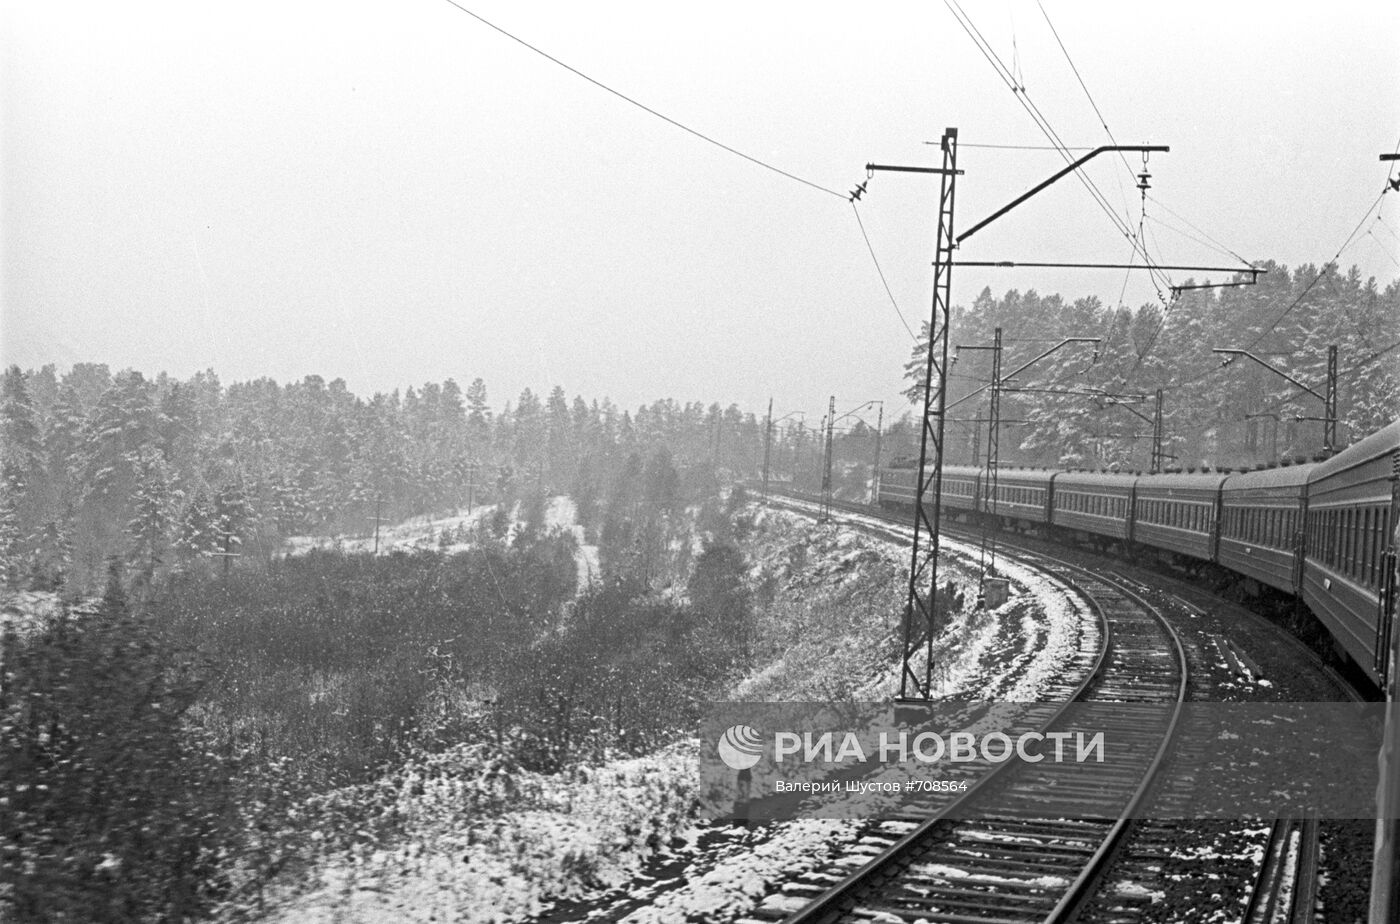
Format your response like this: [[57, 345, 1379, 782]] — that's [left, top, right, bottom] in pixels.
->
[[3, 1, 1397, 421]]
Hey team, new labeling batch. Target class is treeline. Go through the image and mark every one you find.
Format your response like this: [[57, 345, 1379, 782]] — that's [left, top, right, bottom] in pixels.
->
[[0, 365, 786, 592], [908, 260, 1400, 470]]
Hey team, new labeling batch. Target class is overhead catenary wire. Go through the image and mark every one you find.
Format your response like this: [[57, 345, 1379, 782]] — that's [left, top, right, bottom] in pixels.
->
[[440, 1, 929, 346], [1242, 187, 1388, 351], [437, 0, 846, 201], [851, 202, 918, 340], [944, 1, 1176, 302], [1032, 0, 1267, 388], [1146, 193, 1255, 267], [1036, 1, 1140, 229]]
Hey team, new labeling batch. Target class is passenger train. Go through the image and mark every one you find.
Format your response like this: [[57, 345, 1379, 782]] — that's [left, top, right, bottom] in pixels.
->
[[880, 421, 1400, 920], [877, 419, 1400, 691]]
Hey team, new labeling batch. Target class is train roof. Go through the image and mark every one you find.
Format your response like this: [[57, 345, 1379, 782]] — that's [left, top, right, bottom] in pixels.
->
[[1053, 470, 1138, 489], [993, 468, 1056, 485], [1220, 463, 1313, 491], [1307, 419, 1400, 483], [1132, 472, 1231, 491]]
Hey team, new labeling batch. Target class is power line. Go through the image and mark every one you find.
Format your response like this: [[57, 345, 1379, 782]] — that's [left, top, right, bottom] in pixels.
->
[[437, 0, 845, 201], [944, 1, 1174, 302], [1243, 188, 1387, 350], [1035, 1, 1138, 222], [851, 202, 917, 340], [1243, 338, 1400, 420], [1146, 194, 1254, 267]]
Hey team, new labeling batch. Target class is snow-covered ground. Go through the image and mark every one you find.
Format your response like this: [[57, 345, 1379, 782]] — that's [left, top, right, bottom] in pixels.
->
[[281, 498, 600, 598], [252, 498, 1093, 923], [546, 496, 599, 590], [282, 507, 498, 557]]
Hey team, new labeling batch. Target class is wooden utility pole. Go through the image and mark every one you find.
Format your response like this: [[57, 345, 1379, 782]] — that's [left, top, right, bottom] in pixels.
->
[[366, 495, 391, 555], [207, 530, 241, 576]]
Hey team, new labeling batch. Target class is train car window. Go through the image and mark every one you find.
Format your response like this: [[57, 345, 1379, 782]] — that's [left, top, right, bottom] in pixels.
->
[[1345, 508, 1356, 577], [1383, 504, 1394, 585], [1364, 508, 1374, 584], [1381, 508, 1393, 584], [1355, 508, 1365, 580], [1351, 509, 1359, 576]]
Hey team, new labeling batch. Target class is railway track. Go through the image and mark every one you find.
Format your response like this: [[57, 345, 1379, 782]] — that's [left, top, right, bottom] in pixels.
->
[[758, 489, 1329, 924], [750, 492, 1186, 923]]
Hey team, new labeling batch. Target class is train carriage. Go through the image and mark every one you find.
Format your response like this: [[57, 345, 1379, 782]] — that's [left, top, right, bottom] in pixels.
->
[[983, 467, 1055, 526], [876, 465, 920, 510], [939, 465, 983, 517], [1132, 472, 1229, 563], [1217, 464, 1311, 595], [876, 464, 982, 518], [1303, 420, 1400, 679], [1049, 471, 1136, 541]]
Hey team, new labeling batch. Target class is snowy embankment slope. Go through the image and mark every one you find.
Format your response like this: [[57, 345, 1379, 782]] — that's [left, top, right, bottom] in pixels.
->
[[256, 501, 1089, 923], [596, 507, 1093, 923]]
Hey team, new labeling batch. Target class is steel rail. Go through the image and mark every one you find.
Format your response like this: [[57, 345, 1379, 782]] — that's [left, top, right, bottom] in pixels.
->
[[766, 488, 1190, 924]]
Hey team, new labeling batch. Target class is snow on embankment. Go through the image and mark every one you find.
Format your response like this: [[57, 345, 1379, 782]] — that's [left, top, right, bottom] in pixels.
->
[[282, 506, 496, 557], [255, 501, 1088, 923], [545, 496, 599, 591], [263, 742, 697, 923]]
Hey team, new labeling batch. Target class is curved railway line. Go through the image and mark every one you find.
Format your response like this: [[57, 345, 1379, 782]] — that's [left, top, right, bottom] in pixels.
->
[[757, 489, 1347, 924]]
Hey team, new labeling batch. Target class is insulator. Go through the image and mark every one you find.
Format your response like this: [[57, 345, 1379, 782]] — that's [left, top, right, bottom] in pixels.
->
[[1137, 171, 1151, 192]]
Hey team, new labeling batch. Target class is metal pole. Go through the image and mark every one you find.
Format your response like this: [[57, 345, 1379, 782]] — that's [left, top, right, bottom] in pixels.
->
[[762, 398, 773, 505], [1151, 389, 1164, 474], [793, 421, 803, 481], [897, 126, 958, 702], [1325, 344, 1338, 453], [871, 402, 884, 505], [982, 327, 1003, 588], [822, 396, 835, 520]]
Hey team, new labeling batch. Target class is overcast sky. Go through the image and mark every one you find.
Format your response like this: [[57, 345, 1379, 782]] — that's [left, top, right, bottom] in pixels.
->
[[3, 1, 1397, 421]]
